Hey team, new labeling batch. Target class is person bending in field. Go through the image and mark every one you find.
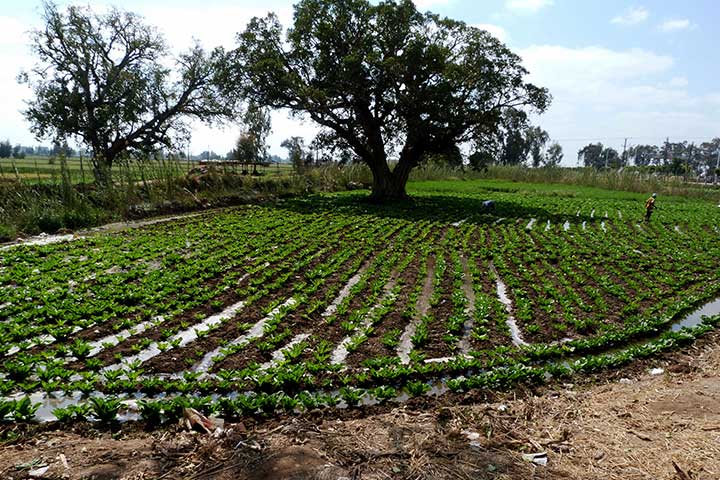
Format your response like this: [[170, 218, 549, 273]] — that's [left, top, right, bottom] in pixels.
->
[[644, 193, 657, 222]]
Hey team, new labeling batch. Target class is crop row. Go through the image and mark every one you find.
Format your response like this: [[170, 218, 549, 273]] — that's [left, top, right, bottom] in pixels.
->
[[1, 187, 719, 422]]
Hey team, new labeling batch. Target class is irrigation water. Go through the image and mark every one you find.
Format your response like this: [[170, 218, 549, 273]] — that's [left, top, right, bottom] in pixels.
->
[[8, 297, 720, 423]]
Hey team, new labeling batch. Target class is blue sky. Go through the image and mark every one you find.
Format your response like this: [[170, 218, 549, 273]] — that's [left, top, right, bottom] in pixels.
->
[[0, 0, 718, 164]]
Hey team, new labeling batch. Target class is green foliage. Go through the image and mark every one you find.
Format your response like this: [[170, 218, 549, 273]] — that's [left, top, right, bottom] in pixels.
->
[[22, 3, 235, 184], [228, 0, 549, 200], [235, 103, 271, 174], [0, 140, 11, 158], [1, 179, 719, 429], [12, 397, 40, 422]]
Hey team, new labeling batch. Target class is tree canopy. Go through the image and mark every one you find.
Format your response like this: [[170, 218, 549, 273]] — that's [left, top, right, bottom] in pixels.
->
[[0, 141, 11, 159], [468, 109, 551, 169], [225, 0, 550, 200], [545, 142, 563, 167], [21, 2, 234, 183], [578, 143, 625, 169]]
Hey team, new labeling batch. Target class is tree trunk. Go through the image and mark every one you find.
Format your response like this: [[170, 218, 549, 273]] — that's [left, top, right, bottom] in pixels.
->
[[368, 160, 412, 202], [92, 151, 114, 186]]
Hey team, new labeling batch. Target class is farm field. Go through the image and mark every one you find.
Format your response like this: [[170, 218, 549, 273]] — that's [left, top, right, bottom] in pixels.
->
[[0, 156, 295, 184], [1, 179, 719, 425]]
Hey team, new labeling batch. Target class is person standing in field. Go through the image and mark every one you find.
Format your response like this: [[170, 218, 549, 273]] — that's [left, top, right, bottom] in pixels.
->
[[644, 193, 657, 222]]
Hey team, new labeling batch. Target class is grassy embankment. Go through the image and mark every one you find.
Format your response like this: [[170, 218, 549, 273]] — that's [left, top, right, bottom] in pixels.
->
[[1, 158, 718, 242]]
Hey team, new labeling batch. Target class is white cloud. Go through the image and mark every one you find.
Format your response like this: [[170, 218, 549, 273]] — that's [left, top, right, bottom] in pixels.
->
[[505, 0, 554, 14], [188, 109, 320, 158], [139, 3, 314, 155], [0, 16, 29, 48], [141, 4, 293, 53], [520, 46, 673, 86], [707, 93, 720, 105], [611, 6, 649, 25], [517, 45, 720, 164], [659, 19, 692, 32], [666, 76, 689, 88], [518, 45, 691, 113], [0, 15, 39, 147], [472, 23, 508, 42]]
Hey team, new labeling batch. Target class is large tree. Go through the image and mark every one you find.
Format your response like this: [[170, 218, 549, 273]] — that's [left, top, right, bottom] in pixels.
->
[[628, 144, 659, 167], [226, 0, 549, 200], [21, 2, 234, 184]]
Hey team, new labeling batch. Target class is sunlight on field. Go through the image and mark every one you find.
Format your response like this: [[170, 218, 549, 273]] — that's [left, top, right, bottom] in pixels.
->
[[0, 180, 718, 422]]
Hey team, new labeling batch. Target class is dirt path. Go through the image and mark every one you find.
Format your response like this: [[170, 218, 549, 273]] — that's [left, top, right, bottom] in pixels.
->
[[0, 209, 215, 250], [3, 336, 720, 479]]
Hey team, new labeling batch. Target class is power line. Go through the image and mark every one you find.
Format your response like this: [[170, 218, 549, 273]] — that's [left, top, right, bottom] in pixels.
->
[[553, 135, 719, 142]]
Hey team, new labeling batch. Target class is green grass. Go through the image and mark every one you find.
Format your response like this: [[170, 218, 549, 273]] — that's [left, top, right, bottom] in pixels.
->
[[0, 156, 297, 184]]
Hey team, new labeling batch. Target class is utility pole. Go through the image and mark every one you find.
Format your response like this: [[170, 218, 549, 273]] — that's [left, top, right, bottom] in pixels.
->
[[715, 146, 720, 185], [621, 138, 628, 167]]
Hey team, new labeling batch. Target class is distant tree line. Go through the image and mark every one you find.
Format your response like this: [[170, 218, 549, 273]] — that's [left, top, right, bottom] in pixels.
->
[[578, 138, 720, 177], [0, 140, 79, 159]]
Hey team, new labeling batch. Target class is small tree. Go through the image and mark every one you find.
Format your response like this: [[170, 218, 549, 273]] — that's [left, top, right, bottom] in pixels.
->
[[51, 142, 73, 158], [578, 143, 605, 169], [21, 2, 234, 184], [544, 142, 563, 167], [579, 144, 621, 169], [471, 110, 548, 167], [496, 109, 531, 166], [235, 103, 271, 175], [628, 145, 659, 167], [468, 150, 493, 172], [0, 140, 11, 158], [12, 145, 25, 159], [309, 131, 357, 166], [235, 133, 255, 174], [527, 126, 549, 168], [281, 137, 306, 174], [422, 144, 463, 169]]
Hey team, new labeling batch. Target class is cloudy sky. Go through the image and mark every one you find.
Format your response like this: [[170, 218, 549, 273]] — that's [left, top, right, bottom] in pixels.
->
[[0, 0, 718, 164]]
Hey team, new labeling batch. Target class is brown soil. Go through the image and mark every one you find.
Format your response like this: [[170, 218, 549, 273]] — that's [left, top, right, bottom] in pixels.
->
[[344, 257, 422, 367], [143, 245, 344, 374], [4, 334, 720, 479], [462, 256, 513, 353], [417, 253, 456, 359], [291, 260, 402, 369], [212, 255, 367, 373]]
